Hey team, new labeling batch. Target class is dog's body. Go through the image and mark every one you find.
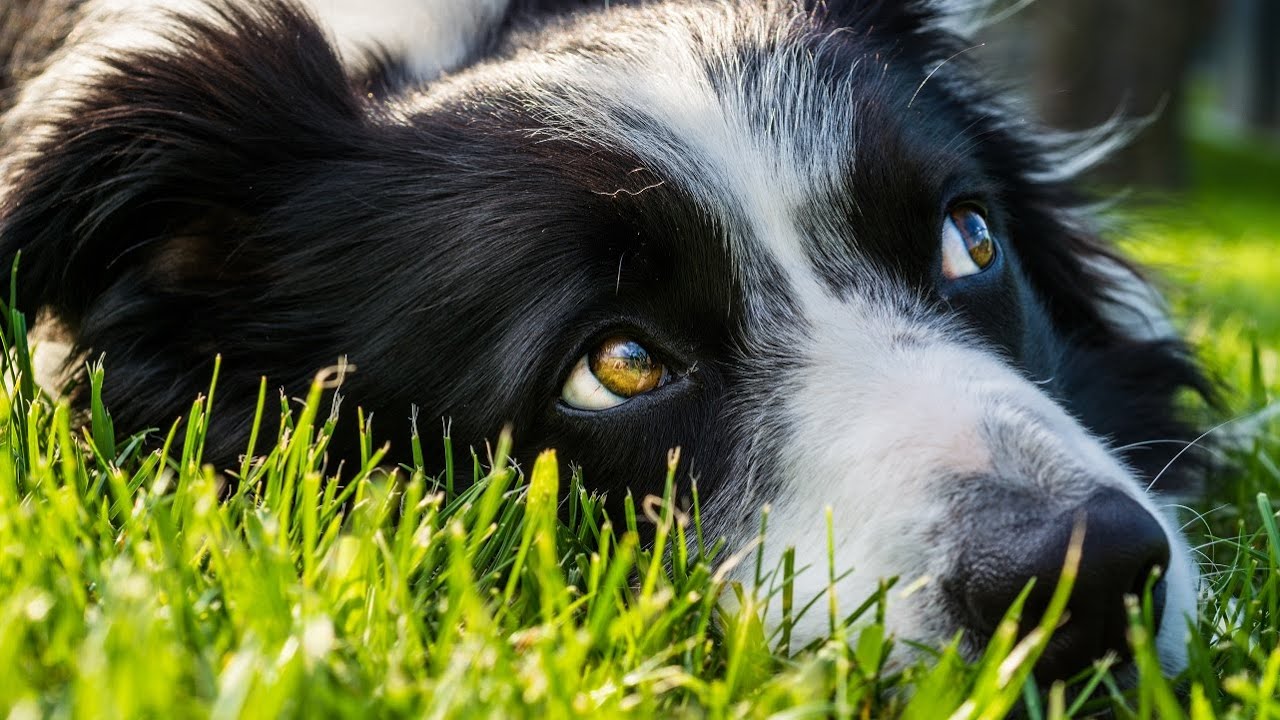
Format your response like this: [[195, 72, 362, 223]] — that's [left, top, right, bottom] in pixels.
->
[[0, 0, 1210, 680]]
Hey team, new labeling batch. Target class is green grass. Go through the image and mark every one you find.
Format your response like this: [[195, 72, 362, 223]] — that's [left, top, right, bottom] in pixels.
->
[[1125, 136, 1280, 401], [0, 136, 1277, 719]]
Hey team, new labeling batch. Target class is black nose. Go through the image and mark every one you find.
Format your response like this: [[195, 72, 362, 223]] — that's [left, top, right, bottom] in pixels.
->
[[955, 487, 1171, 681]]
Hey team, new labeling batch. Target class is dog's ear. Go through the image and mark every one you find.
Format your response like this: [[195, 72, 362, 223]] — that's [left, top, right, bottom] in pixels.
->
[[0, 0, 366, 327]]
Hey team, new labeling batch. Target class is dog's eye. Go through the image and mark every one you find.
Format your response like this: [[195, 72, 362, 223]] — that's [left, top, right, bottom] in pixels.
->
[[941, 205, 997, 279], [561, 336, 668, 410]]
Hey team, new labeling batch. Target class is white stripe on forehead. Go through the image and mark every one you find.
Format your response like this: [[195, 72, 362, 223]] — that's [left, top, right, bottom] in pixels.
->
[[422, 3, 868, 313]]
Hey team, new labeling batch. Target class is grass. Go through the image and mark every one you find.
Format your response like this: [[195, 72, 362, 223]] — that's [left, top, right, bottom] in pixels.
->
[[0, 136, 1277, 719], [1125, 136, 1280, 398]]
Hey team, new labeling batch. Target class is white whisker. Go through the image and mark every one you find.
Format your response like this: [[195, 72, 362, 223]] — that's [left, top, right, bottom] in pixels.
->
[[1191, 537, 1242, 554], [1165, 502, 1231, 534], [907, 44, 984, 109], [1117, 438, 1198, 452], [1145, 410, 1270, 491]]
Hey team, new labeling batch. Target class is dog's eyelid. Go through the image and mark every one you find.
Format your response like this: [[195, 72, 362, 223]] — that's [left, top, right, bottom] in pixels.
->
[[568, 319, 694, 374], [957, 199, 990, 218]]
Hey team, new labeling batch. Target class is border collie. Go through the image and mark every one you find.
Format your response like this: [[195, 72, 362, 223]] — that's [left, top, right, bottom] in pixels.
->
[[0, 0, 1211, 681]]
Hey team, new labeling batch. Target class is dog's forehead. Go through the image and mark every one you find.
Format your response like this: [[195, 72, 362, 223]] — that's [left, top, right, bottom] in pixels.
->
[[410, 3, 967, 304]]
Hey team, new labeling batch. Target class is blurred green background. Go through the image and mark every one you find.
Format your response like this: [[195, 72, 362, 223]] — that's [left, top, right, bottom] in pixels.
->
[[978, 0, 1280, 406], [1127, 136, 1279, 403]]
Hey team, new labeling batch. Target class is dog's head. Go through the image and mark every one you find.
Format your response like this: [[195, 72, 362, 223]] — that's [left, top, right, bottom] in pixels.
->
[[0, 0, 1211, 679]]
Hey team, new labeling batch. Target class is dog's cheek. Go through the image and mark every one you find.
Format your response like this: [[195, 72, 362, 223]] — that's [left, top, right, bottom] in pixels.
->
[[711, 289, 1198, 657], [711, 306, 1001, 648]]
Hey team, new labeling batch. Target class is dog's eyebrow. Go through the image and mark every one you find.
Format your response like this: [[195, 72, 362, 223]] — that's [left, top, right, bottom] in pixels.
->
[[592, 178, 666, 199]]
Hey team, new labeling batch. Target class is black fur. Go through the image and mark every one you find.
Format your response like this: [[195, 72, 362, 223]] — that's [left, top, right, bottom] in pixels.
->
[[0, 0, 1211, 500]]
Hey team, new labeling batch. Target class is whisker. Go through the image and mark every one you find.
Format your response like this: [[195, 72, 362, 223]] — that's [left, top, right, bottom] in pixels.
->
[[1145, 410, 1271, 492], [1162, 502, 1231, 533], [907, 43, 984, 108], [1117, 438, 1200, 452], [1198, 567, 1239, 581], [1118, 439, 1232, 469], [1191, 537, 1244, 554], [1188, 546, 1229, 571]]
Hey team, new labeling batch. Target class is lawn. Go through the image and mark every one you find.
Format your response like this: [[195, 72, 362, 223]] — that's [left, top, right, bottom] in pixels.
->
[[0, 136, 1276, 719]]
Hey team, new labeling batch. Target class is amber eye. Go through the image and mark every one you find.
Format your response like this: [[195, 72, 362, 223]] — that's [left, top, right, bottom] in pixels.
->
[[561, 336, 668, 410], [940, 205, 997, 279]]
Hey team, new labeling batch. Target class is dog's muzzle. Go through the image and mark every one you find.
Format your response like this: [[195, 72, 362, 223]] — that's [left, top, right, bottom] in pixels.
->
[[948, 486, 1171, 680]]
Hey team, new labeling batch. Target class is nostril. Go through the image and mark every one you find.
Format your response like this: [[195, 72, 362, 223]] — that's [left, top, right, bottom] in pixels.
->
[[953, 487, 1173, 681]]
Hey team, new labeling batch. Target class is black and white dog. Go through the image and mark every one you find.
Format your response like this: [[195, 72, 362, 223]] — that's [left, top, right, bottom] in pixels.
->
[[0, 0, 1211, 681]]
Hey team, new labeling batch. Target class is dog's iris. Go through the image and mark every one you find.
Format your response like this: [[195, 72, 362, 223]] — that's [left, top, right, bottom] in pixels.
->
[[591, 338, 663, 395], [561, 336, 667, 410], [941, 205, 997, 279]]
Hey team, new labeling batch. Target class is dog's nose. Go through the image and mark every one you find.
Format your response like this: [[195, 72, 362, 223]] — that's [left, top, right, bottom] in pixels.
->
[[956, 487, 1171, 681]]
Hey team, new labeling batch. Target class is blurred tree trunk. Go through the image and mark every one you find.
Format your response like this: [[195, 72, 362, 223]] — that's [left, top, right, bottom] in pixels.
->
[[1248, 0, 1279, 130], [1029, 0, 1217, 190]]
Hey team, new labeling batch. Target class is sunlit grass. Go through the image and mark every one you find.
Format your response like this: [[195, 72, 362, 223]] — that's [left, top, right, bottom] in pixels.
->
[[1126, 136, 1280, 399], [0, 357, 1100, 718], [0, 135, 1277, 718]]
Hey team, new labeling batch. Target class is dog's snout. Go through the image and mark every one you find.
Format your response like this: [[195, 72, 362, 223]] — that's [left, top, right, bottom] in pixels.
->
[[956, 487, 1171, 681]]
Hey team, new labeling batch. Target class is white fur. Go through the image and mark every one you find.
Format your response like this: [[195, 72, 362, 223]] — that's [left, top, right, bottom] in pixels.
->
[[1087, 254, 1179, 342], [306, 0, 509, 77], [747, 294, 1196, 664]]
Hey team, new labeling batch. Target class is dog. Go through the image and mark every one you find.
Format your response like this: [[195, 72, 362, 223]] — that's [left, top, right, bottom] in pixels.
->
[[0, 0, 1212, 681]]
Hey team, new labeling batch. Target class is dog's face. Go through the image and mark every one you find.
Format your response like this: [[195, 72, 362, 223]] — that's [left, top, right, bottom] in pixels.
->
[[0, 0, 1209, 680]]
